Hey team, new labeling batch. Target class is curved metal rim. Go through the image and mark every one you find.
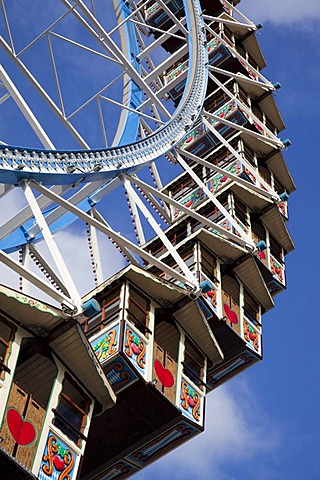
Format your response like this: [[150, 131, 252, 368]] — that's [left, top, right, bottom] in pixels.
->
[[0, 0, 208, 185]]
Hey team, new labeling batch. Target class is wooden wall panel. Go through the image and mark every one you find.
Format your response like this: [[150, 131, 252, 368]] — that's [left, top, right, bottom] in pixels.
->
[[16, 396, 45, 470], [163, 353, 177, 404]]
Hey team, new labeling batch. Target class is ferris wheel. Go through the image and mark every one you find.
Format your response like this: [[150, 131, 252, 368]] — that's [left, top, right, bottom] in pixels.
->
[[0, 0, 282, 315]]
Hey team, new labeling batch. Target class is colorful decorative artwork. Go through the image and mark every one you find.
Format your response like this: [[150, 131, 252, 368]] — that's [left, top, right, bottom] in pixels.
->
[[199, 277, 219, 317], [180, 380, 202, 423], [277, 201, 288, 219], [209, 99, 237, 127], [91, 324, 119, 364], [172, 158, 246, 220], [180, 123, 206, 150], [270, 254, 285, 285], [208, 159, 242, 193], [126, 421, 199, 466], [238, 58, 258, 81], [103, 358, 138, 393], [173, 187, 205, 218], [124, 327, 147, 377], [146, 2, 161, 18], [164, 60, 188, 85], [38, 432, 77, 480], [211, 219, 231, 240], [207, 37, 221, 55], [243, 320, 260, 353], [240, 166, 257, 185]]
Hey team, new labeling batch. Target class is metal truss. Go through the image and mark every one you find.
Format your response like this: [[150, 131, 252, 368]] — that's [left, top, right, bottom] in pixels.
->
[[0, 0, 289, 313]]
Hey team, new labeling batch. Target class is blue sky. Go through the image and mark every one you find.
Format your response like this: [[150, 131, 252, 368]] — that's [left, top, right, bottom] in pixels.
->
[[134, 2, 320, 480]]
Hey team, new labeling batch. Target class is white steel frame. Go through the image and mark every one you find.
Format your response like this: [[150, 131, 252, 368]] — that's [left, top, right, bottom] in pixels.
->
[[0, 0, 288, 313]]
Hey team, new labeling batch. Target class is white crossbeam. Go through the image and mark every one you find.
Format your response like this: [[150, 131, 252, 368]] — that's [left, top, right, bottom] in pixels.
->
[[64, 0, 171, 119], [208, 71, 281, 145], [205, 22, 273, 88], [201, 115, 279, 199], [125, 186, 146, 245], [22, 181, 82, 312], [203, 109, 282, 149], [0, 248, 75, 311], [203, 15, 256, 30], [0, 37, 90, 148], [121, 175, 198, 286], [29, 181, 200, 290], [209, 65, 272, 91], [0, 66, 55, 149], [175, 154, 255, 247], [127, 174, 252, 248]]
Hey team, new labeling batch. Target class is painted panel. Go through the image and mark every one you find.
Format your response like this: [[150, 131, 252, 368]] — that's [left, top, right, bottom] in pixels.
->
[[221, 291, 241, 334], [270, 253, 286, 286], [266, 279, 284, 295], [179, 123, 206, 150], [208, 100, 238, 127], [277, 201, 288, 219], [103, 357, 138, 394], [91, 323, 120, 365], [123, 326, 147, 379], [207, 350, 259, 390], [163, 353, 177, 403], [243, 318, 261, 355], [38, 431, 78, 480], [179, 378, 204, 426], [197, 276, 219, 318], [238, 58, 259, 81], [126, 421, 199, 467], [98, 460, 140, 480], [164, 60, 188, 86], [255, 247, 269, 268]]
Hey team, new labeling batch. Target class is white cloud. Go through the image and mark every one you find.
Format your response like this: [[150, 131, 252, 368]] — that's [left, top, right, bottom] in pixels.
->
[[241, 0, 320, 25], [0, 188, 126, 305], [54, 228, 126, 297], [139, 381, 280, 480]]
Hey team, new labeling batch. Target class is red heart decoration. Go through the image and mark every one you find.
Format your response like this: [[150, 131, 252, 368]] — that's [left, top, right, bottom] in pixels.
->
[[53, 454, 66, 471], [7, 408, 36, 446], [154, 360, 174, 388], [223, 304, 239, 324], [249, 333, 256, 341], [131, 343, 140, 355]]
